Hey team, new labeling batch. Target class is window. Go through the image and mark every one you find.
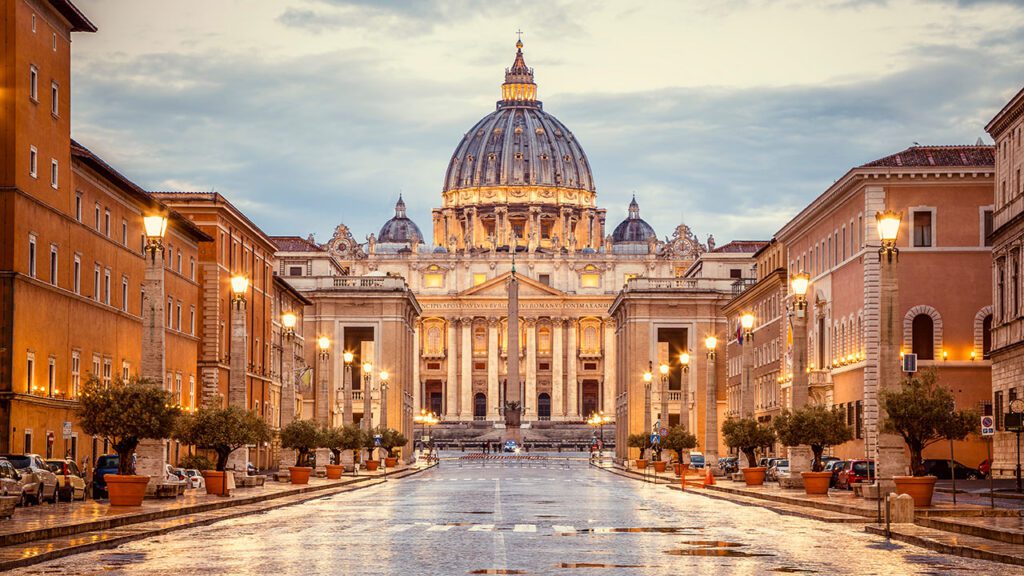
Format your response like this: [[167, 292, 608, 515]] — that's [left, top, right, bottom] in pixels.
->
[[538, 274, 550, 286], [104, 269, 111, 305], [48, 357, 55, 396], [91, 354, 100, 380], [75, 193, 82, 222], [911, 314, 934, 360], [73, 255, 80, 294], [424, 273, 443, 288], [176, 301, 182, 331], [167, 297, 173, 325], [121, 277, 128, 312], [26, 352, 35, 392], [912, 210, 933, 247], [177, 251, 182, 273], [189, 257, 195, 280], [51, 81, 59, 116], [102, 358, 112, 387], [24, 430, 32, 454], [473, 273, 487, 286], [188, 376, 195, 409], [94, 204, 101, 230], [982, 208, 994, 247], [288, 266, 303, 276], [93, 265, 101, 301], [104, 210, 110, 237], [29, 65, 38, 101], [189, 306, 195, 335], [49, 245, 57, 286], [71, 351, 80, 398], [983, 314, 993, 359], [50, 159, 58, 188], [31, 13, 36, 32], [121, 220, 128, 246], [122, 361, 130, 381], [1014, 255, 1020, 317], [996, 390, 1004, 430], [28, 235, 37, 277], [729, 268, 742, 279], [29, 146, 37, 178]]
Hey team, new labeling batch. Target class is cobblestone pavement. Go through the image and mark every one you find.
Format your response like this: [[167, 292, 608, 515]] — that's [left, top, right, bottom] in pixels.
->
[[8, 452, 1022, 575]]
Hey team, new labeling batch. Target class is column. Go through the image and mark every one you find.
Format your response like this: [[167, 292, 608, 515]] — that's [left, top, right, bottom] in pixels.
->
[[412, 320, 421, 411], [316, 348, 329, 425], [137, 245, 167, 490], [278, 337, 296, 471], [459, 317, 473, 420], [524, 318, 537, 419], [705, 346, 720, 474], [551, 318, 564, 420], [603, 319, 616, 413], [445, 319, 458, 419], [566, 318, 579, 418], [740, 335, 754, 418], [229, 296, 247, 409], [876, 227, 907, 492], [487, 318, 500, 420], [787, 300, 812, 484]]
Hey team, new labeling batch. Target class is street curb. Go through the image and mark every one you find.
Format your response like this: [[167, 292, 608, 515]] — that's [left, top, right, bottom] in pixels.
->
[[864, 524, 1024, 567], [0, 463, 434, 571]]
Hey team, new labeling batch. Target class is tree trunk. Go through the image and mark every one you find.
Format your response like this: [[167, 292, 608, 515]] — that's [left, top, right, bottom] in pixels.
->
[[743, 448, 757, 468], [216, 448, 231, 472], [811, 445, 824, 472]]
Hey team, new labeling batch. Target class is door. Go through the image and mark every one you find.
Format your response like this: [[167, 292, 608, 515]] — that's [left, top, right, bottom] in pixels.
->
[[538, 393, 551, 420], [474, 393, 487, 420]]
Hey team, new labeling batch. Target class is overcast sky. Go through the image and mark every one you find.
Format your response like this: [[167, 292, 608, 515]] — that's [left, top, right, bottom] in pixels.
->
[[70, 0, 1024, 245]]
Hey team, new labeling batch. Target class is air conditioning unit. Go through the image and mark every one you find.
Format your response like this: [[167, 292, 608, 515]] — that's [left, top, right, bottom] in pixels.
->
[[902, 353, 918, 373]]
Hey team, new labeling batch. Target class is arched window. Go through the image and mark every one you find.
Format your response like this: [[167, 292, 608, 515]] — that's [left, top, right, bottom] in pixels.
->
[[474, 393, 487, 420], [537, 393, 551, 420], [983, 314, 993, 359], [912, 314, 934, 360], [583, 326, 598, 354]]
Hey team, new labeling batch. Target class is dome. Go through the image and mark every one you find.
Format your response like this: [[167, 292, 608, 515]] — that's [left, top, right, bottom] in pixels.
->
[[612, 196, 656, 243], [378, 195, 423, 244], [442, 41, 595, 196]]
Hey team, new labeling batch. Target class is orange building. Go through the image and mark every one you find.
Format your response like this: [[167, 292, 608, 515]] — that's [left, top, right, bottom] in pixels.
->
[[0, 0, 209, 466]]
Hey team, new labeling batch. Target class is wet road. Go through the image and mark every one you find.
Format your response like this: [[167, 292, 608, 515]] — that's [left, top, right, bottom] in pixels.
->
[[11, 453, 1021, 575]]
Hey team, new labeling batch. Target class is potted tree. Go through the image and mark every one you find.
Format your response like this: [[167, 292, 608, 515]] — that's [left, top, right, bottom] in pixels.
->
[[882, 370, 975, 507], [76, 376, 179, 506], [381, 428, 408, 468], [173, 405, 271, 495], [340, 424, 364, 472], [663, 427, 698, 476], [320, 426, 345, 479], [774, 405, 852, 495], [722, 417, 776, 486], [364, 427, 381, 471], [280, 419, 320, 484], [627, 433, 650, 469]]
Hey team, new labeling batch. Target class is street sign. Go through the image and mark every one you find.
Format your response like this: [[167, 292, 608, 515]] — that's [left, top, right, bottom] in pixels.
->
[[373, 434, 382, 447], [1005, 413, 1023, 432], [62, 421, 72, 439], [902, 353, 917, 373], [981, 415, 995, 437], [650, 434, 660, 445], [659, 427, 668, 437]]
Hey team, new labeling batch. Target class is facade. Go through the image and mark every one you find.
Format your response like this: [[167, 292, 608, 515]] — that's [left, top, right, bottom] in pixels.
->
[[986, 88, 1024, 478], [770, 145, 994, 467], [0, 0, 209, 466], [269, 274, 311, 468], [277, 41, 713, 436]]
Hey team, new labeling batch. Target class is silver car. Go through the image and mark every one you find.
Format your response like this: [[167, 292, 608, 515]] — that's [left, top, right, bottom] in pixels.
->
[[0, 454, 58, 505], [0, 459, 32, 505]]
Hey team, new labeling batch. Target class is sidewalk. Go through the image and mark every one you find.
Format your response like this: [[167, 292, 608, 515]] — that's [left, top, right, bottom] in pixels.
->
[[0, 462, 433, 570]]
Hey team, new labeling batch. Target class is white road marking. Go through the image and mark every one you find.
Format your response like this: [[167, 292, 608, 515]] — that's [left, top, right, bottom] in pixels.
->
[[469, 524, 494, 532], [552, 525, 576, 534], [387, 524, 414, 532], [513, 524, 537, 533], [427, 524, 454, 531]]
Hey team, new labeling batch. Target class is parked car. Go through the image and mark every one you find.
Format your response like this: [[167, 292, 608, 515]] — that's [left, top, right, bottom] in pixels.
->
[[46, 459, 86, 501], [689, 452, 705, 469], [183, 469, 205, 490], [719, 457, 740, 474], [0, 459, 32, 505], [93, 455, 119, 499], [824, 459, 846, 488], [819, 456, 841, 468], [836, 459, 875, 490], [0, 454, 58, 505], [763, 457, 783, 473], [767, 459, 790, 481], [503, 440, 519, 453], [921, 459, 982, 480]]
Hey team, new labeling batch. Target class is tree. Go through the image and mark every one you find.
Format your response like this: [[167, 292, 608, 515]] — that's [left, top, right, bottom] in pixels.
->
[[627, 433, 650, 459], [173, 405, 271, 471], [320, 426, 344, 465], [722, 417, 776, 468], [380, 427, 409, 458], [340, 424, 365, 463], [882, 370, 976, 476], [280, 419, 321, 467], [76, 376, 180, 476], [179, 454, 214, 472], [773, 405, 853, 472], [662, 426, 698, 463]]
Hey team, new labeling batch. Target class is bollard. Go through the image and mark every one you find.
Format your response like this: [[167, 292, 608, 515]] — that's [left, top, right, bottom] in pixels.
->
[[704, 467, 715, 486]]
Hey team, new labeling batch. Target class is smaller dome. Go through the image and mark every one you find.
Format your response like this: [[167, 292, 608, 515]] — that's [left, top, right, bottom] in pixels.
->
[[612, 195, 656, 243], [581, 247, 596, 255], [378, 195, 423, 244], [433, 245, 448, 254]]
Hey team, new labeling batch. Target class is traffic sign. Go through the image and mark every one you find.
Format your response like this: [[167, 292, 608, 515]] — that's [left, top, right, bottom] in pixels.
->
[[62, 421, 72, 439], [650, 434, 660, 445], [981, 415, 995, 437], [373, 434, 382, 447], [902, 353, 918, 373], [659, 427, 668, 437]]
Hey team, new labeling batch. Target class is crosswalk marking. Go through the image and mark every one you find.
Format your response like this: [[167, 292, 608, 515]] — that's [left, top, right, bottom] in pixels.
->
[[552, 525, 576, 534], [513, 524, 536, 533], [427, 525, 455, 532], [388, 524, 414, 532], [469, 524, 494, 532]]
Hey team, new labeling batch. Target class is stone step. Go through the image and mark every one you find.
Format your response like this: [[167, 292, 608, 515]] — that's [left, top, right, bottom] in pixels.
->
[[866, 523, 1024, 567], [917, 515, 1024, 545]]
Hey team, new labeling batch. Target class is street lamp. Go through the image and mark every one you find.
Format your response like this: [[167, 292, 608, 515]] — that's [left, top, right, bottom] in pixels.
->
[[659, 362, 670, 434], [704, 334, 720, 480], [317, 336, 330, 425], [138, 212, 171, 485], [281, 312, 297, 338], [142, 214, 168, 261], [587, 411, 614, 460], [342, 351, 354, 425], [876, 210, 902, 263], [362, 361, 373, 431], [788, 270, 812, 485], [230, 275, 249, 307], [413, 409, 439, 460], [874, 208, 906, 496], [642, 361, 654, 461], [791, 272, 810, 311], [379, 370, 390, 429]]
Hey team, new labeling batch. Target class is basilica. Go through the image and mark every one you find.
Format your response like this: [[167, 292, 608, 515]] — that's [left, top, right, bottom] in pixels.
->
[[275, 40, 713, 431]]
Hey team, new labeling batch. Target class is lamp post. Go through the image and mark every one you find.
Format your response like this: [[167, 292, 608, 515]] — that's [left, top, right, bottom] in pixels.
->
[[705, 335, 720, 476], [316, 336, 330, 425], [343, 351, 354, 425], [138, 214, 168, 490], [278, 312, 299, 473], [740, 312, 755, 418], [379, 370, 390, 429], [362, 361, 373, 431], [413, 409, 439, 460], [643, 362, 654, 461], [787, 271, 812, 485], [228, 275, 249, 410], [874, 209, 906, 494], [587, 411, 613, 461], [679, 352, 690, 430], [659, 362, 669, 436]]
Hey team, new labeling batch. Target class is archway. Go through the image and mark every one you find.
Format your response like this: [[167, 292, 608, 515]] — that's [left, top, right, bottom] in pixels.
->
[[581, 380, 599, 417]]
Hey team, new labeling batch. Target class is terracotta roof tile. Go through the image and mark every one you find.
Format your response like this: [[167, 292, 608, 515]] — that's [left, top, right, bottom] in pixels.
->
[[860, 145, 994, 169], [711, 241, 768, 254], [272, 236, 324, 252]]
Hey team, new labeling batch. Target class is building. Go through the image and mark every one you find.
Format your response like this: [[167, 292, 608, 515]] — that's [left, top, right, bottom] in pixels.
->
[[0, 0, 209, 466], [986, 88, 1024, 479], [277, 40, 714, 444], [269, 274, 311, 469], [770, 145, 994, 467]]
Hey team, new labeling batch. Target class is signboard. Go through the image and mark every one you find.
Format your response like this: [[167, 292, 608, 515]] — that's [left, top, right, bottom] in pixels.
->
[[902, 353, 918, 373], [62, 421, 73, 439], [373, 434, 382, 447], [1005, 413, 1023, 432], [981, 415, 995, 437], [659, 427, 668, 437], [650, 434, 660, 445]]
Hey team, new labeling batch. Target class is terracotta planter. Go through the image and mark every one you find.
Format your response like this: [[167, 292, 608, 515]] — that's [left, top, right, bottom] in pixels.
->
[[105, 474, 149, 506], [741, 467, 767, 486], [653, 461, 667, 473], [673, 463, 683, 476], [679, 463, 690, 477], [366, 460, 380, 471], [635, 459, 648, 469], [801, 471, 833, 495], [325, 465, 344, 480], [385, 457, 398, 468], [288, 466, 312, 485], [894, 475, 937, 507], [202, 471, 227, 496]]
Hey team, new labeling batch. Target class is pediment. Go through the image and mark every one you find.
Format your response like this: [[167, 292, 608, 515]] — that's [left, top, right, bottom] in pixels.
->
[[460, 271, 564, 298]]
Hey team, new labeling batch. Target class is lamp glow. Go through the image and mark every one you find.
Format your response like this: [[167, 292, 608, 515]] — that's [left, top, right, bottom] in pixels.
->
[[230, 275, 249, 296], [741, 313, 755, 331], [362, 362, 373, 374], [790, 272, 810, 298], [659, 363, 669, 375], [379, 370, 389, 381], [143, 215, 168, 240], [317, 336, 330, 351], [343, 351, 354, 364], [679, 352, 690, 366], [876, 210, 902, 244], [281, 312, 297, 330], [705, 335, 718, 350]]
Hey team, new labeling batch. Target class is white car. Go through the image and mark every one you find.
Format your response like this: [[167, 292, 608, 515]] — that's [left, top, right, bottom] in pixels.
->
[[183, 469, 205, 489], [0, 454, 58, 505]]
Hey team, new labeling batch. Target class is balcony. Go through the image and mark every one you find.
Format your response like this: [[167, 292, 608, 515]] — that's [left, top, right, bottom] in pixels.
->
[[622, 276, 747, 293], [284, 275, 410, 292]]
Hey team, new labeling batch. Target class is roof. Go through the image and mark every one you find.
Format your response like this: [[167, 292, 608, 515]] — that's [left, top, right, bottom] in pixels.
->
[[710, 241, 768, 254], [48, 0, 97, 33], [272, 275, 313, 306], [272, 236, 324, 253], [70, 140, 212, 243], [151, 191, 277, 251], [986, 86, 1024, 138], [860, 145, 994, 169]]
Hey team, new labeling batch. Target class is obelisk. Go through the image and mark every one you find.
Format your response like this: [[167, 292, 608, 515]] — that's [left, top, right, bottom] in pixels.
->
[[505, 236, 522, 435]]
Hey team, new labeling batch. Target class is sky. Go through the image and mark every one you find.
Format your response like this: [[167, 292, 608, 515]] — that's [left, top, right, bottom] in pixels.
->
[[70, 0, 1024, 245]]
